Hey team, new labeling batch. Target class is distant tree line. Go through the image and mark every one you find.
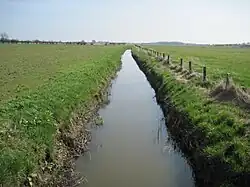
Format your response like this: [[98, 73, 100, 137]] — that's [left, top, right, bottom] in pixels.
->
[[0, 33, 126, 45], [211, 43, 250, 48]]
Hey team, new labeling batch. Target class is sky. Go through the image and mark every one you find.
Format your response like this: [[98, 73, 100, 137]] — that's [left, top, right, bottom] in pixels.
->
[[1, 0, 250, 44]]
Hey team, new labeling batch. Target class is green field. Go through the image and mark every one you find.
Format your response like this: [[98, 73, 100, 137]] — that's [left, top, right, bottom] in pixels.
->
[[0, 44, 125, 102], [0, 44, 125, 185], [147, 45, 250, 88]]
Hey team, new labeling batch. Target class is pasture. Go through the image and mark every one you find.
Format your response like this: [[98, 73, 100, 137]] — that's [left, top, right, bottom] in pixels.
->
[[147, 45, 250, 88]]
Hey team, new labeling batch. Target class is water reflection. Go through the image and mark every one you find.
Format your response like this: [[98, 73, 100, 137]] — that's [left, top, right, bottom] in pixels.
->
[[76, 50, 194, 187]]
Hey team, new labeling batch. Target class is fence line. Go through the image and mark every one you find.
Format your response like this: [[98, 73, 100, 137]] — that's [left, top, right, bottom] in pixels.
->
[[134, 44, 231, 85]]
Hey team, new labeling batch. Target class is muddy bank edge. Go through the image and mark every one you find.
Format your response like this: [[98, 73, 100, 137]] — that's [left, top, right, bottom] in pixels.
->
[[131, 48, 250, 187]]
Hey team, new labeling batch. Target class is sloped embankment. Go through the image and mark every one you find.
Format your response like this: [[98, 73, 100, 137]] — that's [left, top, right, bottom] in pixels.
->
[[132, 49, 250, 187]]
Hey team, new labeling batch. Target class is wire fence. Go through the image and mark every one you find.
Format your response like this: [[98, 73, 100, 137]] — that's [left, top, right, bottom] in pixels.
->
[[134, 45, 234, 87]]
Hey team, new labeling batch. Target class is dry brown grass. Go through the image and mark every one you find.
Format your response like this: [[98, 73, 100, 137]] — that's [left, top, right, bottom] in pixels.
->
[[179, 69, 189, 76], [210, 79, 250, 110], [156, 56, 163, 61], [175, 75, 189, 84], [169, 64, 177, 70], [186, 72, 200, 80]]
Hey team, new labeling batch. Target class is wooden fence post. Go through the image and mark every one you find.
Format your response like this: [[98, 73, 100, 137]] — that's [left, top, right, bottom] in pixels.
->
[[203, 66, 207, 82], [180, 58, 183, 69], [189, 61, 192, 72], [225, 73, 230, 89], [162, 53, 164, 59], [167, 55, 170, 64]]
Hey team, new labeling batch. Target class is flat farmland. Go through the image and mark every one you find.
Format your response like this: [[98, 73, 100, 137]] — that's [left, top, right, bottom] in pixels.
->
[[0, 44, 123, 102], [148, 45, 250, 88]]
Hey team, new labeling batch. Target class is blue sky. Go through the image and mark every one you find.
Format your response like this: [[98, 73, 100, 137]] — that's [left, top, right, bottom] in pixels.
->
[[1, 0, 250, 44]]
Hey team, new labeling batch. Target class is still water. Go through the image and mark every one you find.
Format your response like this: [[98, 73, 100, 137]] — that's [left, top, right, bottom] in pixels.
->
[[76, 50, 194, 187]]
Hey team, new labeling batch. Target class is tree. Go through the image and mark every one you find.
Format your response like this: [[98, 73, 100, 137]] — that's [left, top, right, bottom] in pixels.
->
[[81, 40, 87, 45], [91, 40, 96, 45], [10, 39, 19, 44], [0, 32, 9, 43], [33, 39, 40, 44]]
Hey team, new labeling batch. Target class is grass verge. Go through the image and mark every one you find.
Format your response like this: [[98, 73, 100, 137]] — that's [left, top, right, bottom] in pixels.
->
[[132, 48, 250, 187]]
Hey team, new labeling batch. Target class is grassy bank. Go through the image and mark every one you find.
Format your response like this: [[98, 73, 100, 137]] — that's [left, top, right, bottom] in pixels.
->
[[0, 44, 126, 186], [132, 48, 250, 187], [146, 45, 250, 88]]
